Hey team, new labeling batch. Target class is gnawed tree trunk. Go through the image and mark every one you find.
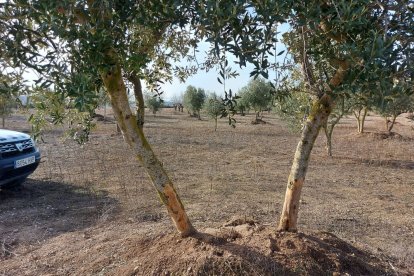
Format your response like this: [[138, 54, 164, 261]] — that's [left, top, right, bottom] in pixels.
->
[[100, 52, 195, 237], [277, 94, 333, 231], [354, 107, 368, 133]]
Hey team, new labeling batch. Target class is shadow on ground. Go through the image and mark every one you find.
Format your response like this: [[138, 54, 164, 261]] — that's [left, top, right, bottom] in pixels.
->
[[0, 179, 119, 258]]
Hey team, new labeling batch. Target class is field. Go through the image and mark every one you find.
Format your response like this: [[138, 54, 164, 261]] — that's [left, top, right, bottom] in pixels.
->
[[1, 109, 413, 275]]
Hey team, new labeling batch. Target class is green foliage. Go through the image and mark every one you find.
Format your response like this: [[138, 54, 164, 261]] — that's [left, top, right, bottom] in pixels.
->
[[240, 78, 274, 118], [204, 93, 225, 130], [29, 87, 95, 143], [145, 93, 163, 115], [0, 94, 15, 123], [274, 91, 312, 132], [183, 85, 206, 118], [373, 79, 414, 120], [235, 89, 251, 115]]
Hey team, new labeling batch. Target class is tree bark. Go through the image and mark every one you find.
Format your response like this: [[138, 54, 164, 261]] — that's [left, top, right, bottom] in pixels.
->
[[354, 107, 367, 133], [127, 73, 145, 129], [278, 55, 348, 232], [360, 107, 367, 133], [324, 124, 333, 157], [385, 115, 397, 132], [100, 52, 195, 237], [277, 93, 333, 231]]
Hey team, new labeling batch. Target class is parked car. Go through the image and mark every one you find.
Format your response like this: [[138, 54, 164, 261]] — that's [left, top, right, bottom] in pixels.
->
[[0, 129, 41, 189]]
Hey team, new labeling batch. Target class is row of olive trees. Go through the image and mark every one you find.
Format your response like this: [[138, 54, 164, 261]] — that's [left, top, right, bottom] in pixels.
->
[[274, 67, 414, 157], [2, 0, 412, 237], [181, 81, 276, 130], [181, 85, 225, 131]]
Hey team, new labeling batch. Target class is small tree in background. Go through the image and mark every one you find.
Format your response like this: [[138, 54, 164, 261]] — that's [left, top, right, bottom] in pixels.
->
[[0, 69, 25, 128], [241, 78, 273, 122], [145, 93, 163, 116], [0, 94, 15, 128], [204, 93, 225, 131], [374, 81, 414, 133], [183, 85, 206, 119], [235, 89, 250, 116], [323, 95, 353, 156], [171, 93, 184, 112]]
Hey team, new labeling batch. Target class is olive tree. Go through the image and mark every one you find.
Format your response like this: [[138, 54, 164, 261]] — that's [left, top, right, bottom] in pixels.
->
[[204, 93, 225, 131], [240, 78, 273, 121], [1, 0, 200, 236], [0, 67, 25, 127], [145, 93, 163, 116], [234, 89, 250, 116], [374, 80, 414, 133], [200, 0, 414, 231], [183, 85, 206, 119]]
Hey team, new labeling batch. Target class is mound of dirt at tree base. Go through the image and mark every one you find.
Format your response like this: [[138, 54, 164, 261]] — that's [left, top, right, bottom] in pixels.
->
[[2, 221, 412, 276], [115, 224, 410, 276]]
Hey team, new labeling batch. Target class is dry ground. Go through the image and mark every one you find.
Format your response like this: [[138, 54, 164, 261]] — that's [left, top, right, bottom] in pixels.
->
[[0, 109, 413, 275]]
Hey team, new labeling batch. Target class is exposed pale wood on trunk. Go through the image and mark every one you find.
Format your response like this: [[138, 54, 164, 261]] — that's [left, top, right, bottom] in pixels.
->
[[278, 58, 349, 231], [278, 94, 333, 231]]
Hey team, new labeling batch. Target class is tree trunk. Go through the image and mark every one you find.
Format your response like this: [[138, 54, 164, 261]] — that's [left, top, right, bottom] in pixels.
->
[[2, 116, 5, 128], [354, 109, 362, 133], [214, 118, 217, 131], [127, 73, 145, 129], [100, 53, 195, 237], [385, 115, 397, 132], [354, 107, 367, 133], [324, 124, 333, 157], [278, 94, 333, 231], [384, 117, 389, 132], [360, 107, 367, 133]]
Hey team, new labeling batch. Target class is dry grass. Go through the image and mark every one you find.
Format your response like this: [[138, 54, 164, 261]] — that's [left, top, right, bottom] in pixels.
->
[[0, 109, 413, 275]]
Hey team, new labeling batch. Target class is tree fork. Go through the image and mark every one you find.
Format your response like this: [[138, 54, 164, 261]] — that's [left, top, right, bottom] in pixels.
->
[[100, 53, 196, 237]]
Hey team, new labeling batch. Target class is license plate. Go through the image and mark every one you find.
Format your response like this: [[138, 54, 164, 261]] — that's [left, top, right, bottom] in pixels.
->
[[15, 156, 36, 168]]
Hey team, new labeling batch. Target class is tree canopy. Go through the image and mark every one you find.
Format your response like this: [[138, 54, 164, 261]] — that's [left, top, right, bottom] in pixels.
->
[[183, 85, 206, 119]]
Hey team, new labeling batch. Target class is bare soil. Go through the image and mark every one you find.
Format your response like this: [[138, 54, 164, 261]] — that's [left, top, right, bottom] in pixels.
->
[[0, 109, 413, 275]]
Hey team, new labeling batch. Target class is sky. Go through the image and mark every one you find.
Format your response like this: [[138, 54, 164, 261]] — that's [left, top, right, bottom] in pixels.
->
[[155, 24, 290, 101], [156, 45, 257, 101]]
